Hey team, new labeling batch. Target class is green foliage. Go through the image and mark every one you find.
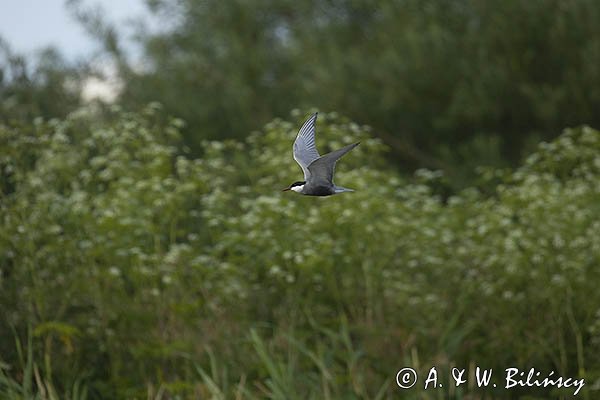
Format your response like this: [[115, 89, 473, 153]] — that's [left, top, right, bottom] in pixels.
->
[[1, 107, 599, 398], [0, 328, 88, 400], [0, 39, 83, 123], [78, 0, 600, 178]]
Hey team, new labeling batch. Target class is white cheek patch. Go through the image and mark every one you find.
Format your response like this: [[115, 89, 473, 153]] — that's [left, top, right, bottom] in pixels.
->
[[291, 184, 304, 193]]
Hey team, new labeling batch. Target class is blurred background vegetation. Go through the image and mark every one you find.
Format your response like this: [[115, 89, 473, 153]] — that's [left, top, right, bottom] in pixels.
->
[[1, 0, 600, 399]]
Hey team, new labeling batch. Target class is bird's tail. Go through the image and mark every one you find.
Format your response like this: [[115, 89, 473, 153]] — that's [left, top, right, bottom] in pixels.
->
[[334, 186, 354, 193]]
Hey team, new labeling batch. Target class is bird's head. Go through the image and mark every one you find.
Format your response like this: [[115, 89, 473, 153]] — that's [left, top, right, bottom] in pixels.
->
[[282, 181, 306, 193]]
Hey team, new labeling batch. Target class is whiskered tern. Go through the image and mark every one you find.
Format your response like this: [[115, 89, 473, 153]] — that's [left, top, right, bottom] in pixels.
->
[[282, 112, 359, 196]]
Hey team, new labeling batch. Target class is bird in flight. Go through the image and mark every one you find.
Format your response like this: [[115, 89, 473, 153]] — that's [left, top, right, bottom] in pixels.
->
[[282, 112, 359, 196]]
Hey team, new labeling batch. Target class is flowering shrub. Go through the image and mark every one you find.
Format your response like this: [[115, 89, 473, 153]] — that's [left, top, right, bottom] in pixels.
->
[[1, 106, 599, 398]]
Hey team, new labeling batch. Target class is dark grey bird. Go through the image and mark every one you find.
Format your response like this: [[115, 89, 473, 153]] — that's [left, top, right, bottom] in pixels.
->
[[282, 112, 359, 196]]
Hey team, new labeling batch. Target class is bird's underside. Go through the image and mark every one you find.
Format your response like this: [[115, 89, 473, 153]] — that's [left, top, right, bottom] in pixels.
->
[[302, 184, 336, 196]]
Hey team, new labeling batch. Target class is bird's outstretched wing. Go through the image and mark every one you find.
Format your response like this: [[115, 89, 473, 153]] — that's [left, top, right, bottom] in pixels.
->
[[307, 142, 360, 186], [293, 113, 320, 180]]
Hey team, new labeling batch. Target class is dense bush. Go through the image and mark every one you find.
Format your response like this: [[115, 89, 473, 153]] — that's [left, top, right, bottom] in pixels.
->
[[82, 0, 600, 174], [1, 106, 599, 399], [0, 41, 83, 123]]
